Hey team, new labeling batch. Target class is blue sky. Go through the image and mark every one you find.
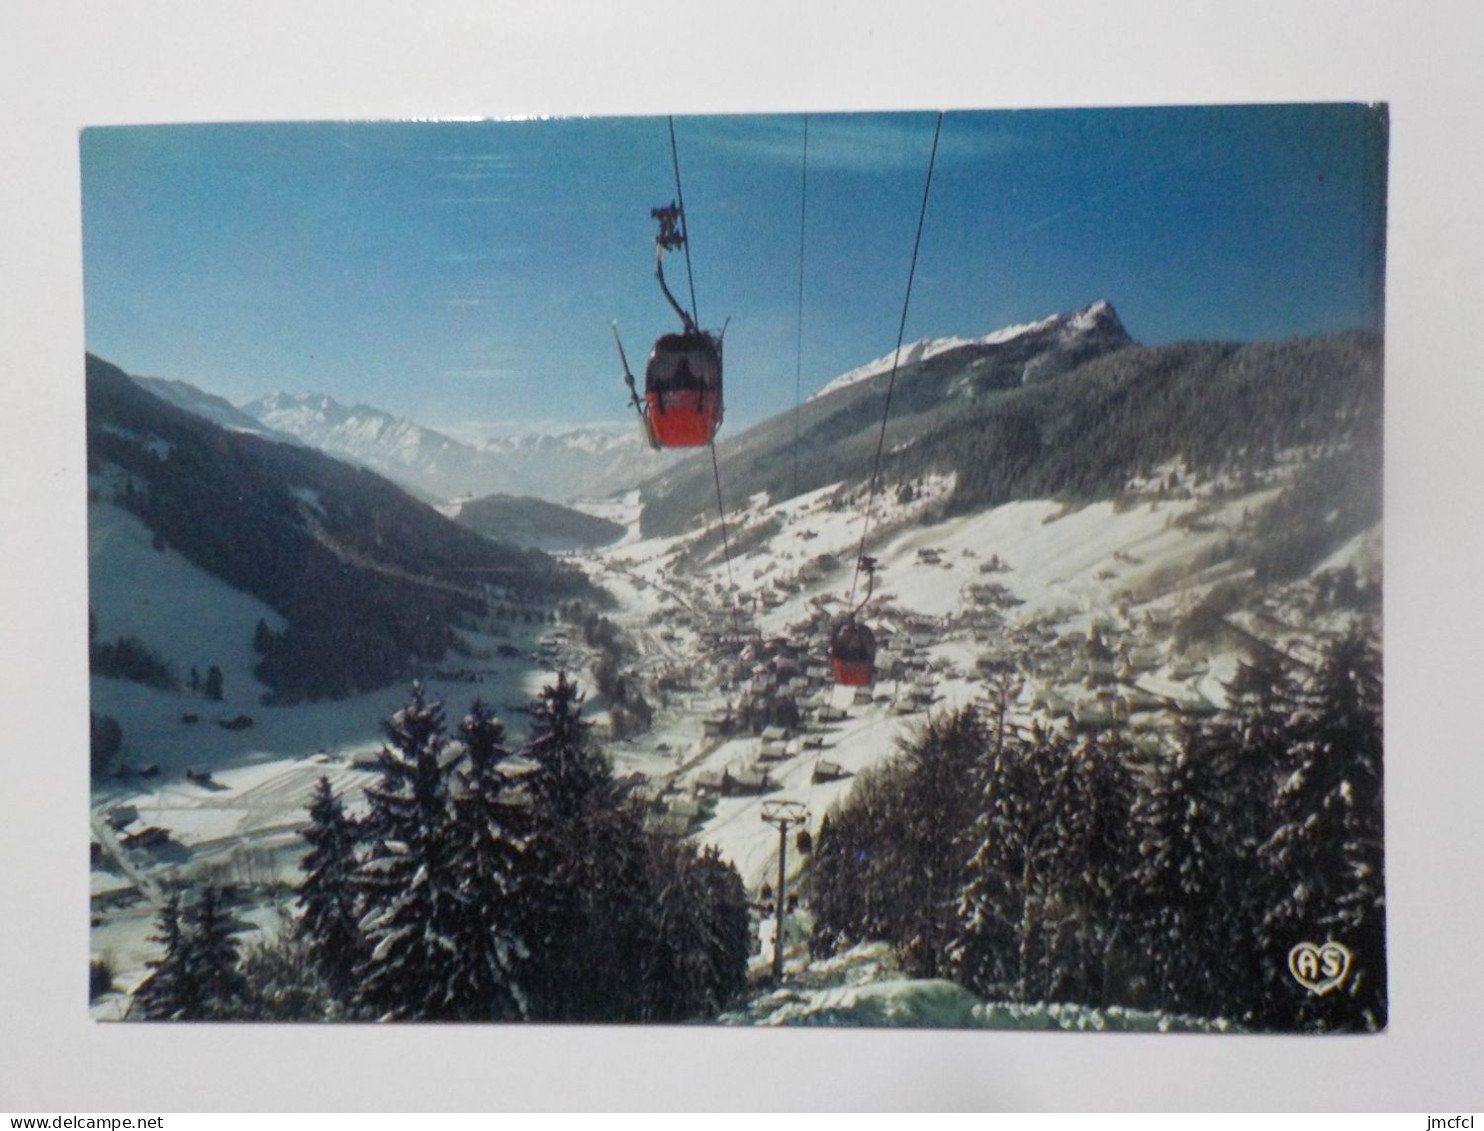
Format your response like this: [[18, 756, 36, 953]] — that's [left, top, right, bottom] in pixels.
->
[[80, 105, 1386, 434]]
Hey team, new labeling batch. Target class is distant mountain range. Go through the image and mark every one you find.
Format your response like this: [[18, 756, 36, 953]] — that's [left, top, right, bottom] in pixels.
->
[[135, 379, 679, 504], [129, 301, 1129, 509]]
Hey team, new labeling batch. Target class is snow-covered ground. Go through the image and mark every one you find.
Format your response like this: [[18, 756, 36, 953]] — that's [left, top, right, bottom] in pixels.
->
[[723, 941, 1230, 1030], [88, 488, 603, 1002], [88, 451, 1379, 1019]]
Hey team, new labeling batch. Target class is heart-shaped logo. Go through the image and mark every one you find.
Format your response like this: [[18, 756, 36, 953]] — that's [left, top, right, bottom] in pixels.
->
[[1288, 941, 1352, 995]]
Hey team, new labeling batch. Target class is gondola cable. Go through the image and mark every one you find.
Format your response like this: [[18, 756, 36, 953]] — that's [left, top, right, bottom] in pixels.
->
[[668, 116, 701, 333], [846, 110, 943, 610], [792, 114, 809, 498], [828, 111, 942, 687], [665, 116, 742, 641]]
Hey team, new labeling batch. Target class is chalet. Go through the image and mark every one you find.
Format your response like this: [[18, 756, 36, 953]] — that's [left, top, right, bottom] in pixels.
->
[[1125, 645, 1162, 671], [106, 805, 138, 831], [1072, 699, 1117, 731], [1169, 657, 1206, 682], [1120, 689, 1167, 716], [185, 766, 213, 785], [725, 766, 773, 795], [666, 797, 706, 821], [1168, 694, 1220, 719], [1083, 659, 1118, 687], [812, 760, 848, 784], [630, 783, 668, 808], [119, 825, 172, 850], [1044, 693, 1074, 718], [692, 769, 728, 794], [758, 737, 791, 762], [700, 709, 736, 736], [909, 681, 937, 704], [976, 653, 1008, 676]]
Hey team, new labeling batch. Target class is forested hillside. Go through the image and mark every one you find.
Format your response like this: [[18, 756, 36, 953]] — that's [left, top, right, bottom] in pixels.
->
[[456, 493, 626, 551], [637, 325, 1380, 556], [87, 354, 599, 701]]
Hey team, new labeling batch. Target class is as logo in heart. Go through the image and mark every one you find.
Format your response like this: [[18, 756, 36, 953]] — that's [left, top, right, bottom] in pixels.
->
[[1288, 941, 1352, 995]]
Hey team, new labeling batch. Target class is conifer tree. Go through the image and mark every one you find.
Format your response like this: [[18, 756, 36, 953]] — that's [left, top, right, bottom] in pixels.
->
[[296, 775, 364, 1002], [354, 685, 467, 1020], [1131, 728, 1260, 1019], [441, 701, 532, 1020], [1035, 735, 1138, 1007], [132, 892, 193, 1020], [1258, 625, 1385, 1030], [894, 708, 991, 977], [950, 725, 1041, 1001], [638, 838, 750, 1020], [520, 671, 646, 1021], [132, 886, 248, 1021], [186, 884, 249, 1018]]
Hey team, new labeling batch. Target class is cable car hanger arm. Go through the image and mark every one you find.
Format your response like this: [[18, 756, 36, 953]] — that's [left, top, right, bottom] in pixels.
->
[[651, 202, 698, 333]]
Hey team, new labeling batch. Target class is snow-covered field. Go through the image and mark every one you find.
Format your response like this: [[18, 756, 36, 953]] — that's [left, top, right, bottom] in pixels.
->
[[89, 453, 1379, 1020]]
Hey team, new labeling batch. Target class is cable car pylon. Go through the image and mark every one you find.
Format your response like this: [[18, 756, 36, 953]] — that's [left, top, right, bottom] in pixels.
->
[[760, 799, 809, 983]]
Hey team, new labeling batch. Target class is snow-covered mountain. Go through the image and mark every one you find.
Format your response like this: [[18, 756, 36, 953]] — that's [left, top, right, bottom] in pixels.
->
[[637, 299, 1141, 538], [132, 376, 295, 441], [809, 299, 1131, 400], [240, 392, 673, 504]]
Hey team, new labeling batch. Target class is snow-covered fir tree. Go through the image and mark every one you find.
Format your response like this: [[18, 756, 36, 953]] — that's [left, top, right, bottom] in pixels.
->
[[296, 775, 364, 1002], [638, 838, 751, 1021], [1011, 733, 1138, 1007], [1258, 625, 1385, 1031], [1131, 728, 1259, 1020], [132, 885, 248, 1021], [131, 893, 190, 1020], [353, 685, 469, 1021], [439, 701, 533, 1020], [949, 724, 1043, 1002], [186, 884, 250, 1017]]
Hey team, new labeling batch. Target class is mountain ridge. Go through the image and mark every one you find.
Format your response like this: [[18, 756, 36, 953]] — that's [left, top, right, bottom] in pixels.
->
[[89, 353, 600, 702]]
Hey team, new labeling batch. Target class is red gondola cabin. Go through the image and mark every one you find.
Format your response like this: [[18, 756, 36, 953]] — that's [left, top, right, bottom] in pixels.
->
[[829, 619, 876, 686], [644, 330, 723, 448]]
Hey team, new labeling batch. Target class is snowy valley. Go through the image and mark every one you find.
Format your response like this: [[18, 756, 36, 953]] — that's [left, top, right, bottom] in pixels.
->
[[86, 304, 1383, 1029]]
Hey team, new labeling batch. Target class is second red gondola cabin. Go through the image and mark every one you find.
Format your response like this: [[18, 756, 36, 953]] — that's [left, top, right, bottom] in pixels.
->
[[829, 619, 877, 687]]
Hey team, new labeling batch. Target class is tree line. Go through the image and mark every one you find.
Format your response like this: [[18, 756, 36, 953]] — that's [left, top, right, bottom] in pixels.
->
[[807, 623, 1385, 1031], [129, 675, 750, 1022]]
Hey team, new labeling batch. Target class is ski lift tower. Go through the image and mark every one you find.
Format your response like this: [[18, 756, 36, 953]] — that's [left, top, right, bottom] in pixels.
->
[[760, 799, 809, 982]]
